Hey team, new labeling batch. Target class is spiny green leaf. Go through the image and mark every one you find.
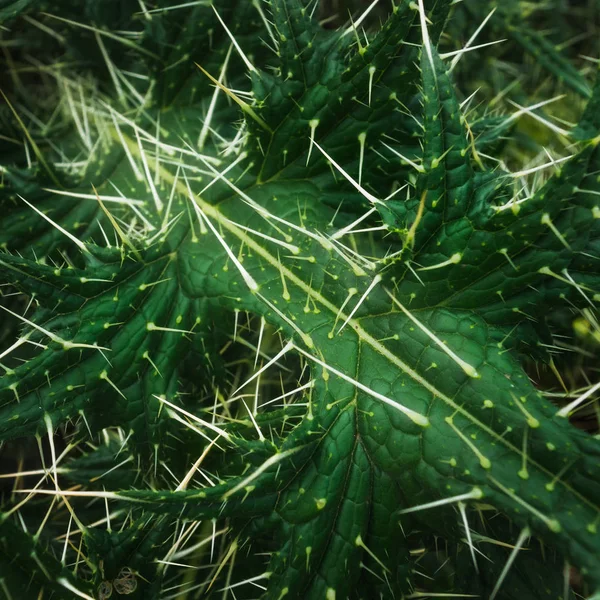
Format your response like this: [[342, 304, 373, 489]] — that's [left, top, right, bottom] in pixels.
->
[[0, 517, 93, 599], [84, 513, 172, 598], [1, 1, 600, 599]]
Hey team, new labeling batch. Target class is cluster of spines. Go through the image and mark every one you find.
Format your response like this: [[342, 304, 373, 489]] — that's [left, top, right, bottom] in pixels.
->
[[1, 0, 600, 598]]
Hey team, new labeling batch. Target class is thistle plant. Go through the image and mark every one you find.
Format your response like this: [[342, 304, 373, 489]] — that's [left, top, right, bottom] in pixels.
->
[[1, 0, 600, 598]]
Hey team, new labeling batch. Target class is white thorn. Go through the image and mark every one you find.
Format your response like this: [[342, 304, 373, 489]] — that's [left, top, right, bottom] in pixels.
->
[[306, 119, 319, 166], [557, 380, 600, 418], [314, 141, 382, 204], [332, 207, 378, 240], [57, 579, 95, 600], [458, 501, 479, 573], [337, 275, 382, 335], [233, 342, 294, 395], [417, 0, 435, 71], [448, 7, 498, 72], [222, 447, 302, 499], [18, 195, 89, 252], [489, 527, 531, 600], [145, 1, 212, 14], [189, 201, 258, 291], [134, 129, 163, 213], [242, 399, 264, 441], [510, 155, 572, 178], [386, 289, 480, 378], [416, 252, 462, 271], [342, 0, 381, 36], [255, 294, 314, 348], [381, 141, 425, 173], [199, 44, 233, 149], [398, 488, 483, 515], [294, 344, 430, 427], [155, 395, 230, 440], [441, 39, 507, 62], [212, 5, 257, 73]]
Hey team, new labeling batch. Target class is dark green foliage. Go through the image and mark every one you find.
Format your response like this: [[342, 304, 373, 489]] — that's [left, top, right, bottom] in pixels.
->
[[1, 1, 600, 599]]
